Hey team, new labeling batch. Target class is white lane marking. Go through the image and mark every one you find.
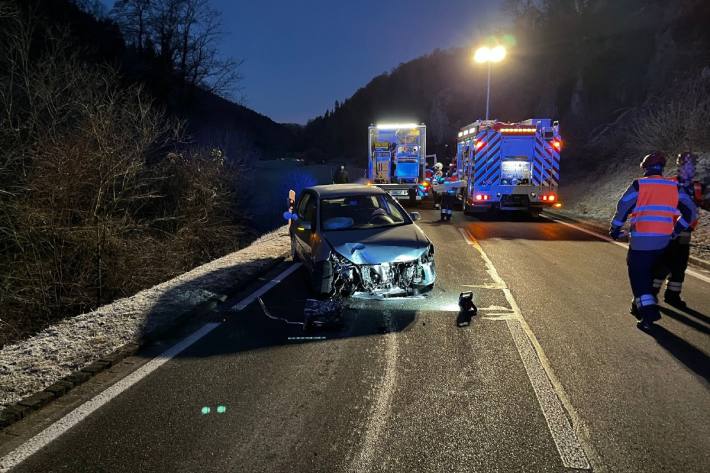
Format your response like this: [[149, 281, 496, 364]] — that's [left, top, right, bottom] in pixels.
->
[[481, 315, 518, 321], [545, 216, 710, 284], [350, 310, 398, 473], [1, 263, 303, 472], [0, 323, 220, 473], [232, 262, 303, 311], [478, 305, 515, 312], [461, 283, 507, 289], [459, 227, 591, 470]]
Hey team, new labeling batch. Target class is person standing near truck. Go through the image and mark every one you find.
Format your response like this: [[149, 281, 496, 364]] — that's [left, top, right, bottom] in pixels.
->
[[653, 152, 705, 309], [333, 165, 349, 184]]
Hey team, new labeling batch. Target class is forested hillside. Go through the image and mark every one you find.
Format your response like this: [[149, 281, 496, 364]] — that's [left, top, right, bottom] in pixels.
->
[[302, 0, 710, 174]]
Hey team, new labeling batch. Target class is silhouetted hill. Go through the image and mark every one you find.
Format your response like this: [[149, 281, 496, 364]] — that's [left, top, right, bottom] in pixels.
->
[[13, 0, 296, 159], [302, 0, 710, 172]]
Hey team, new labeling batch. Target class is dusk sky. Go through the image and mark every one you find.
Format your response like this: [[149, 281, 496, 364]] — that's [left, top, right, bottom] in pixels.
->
[[104, 1, 506, 124]]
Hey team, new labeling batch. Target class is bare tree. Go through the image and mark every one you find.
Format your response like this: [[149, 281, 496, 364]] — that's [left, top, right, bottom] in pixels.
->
[[627, 79, 710, 156], [111, 0, 242, 98], [0, 4, 246, 345], [110, 0, 153, 50]]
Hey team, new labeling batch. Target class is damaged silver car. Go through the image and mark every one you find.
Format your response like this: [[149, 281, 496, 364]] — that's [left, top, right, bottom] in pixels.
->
[[290, 184, 436, 297]]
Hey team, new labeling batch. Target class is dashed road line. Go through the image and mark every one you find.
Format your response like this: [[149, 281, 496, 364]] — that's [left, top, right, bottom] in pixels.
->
[[481, 315, 518, 321], [458, 227, 591, 470], [350, 310, 398, 473]]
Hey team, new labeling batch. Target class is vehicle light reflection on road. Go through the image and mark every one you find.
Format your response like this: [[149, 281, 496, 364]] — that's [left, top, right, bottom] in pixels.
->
[[200, 405, 227, 415]]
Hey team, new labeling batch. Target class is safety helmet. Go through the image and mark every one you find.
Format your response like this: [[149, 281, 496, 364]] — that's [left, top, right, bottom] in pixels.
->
[[677, 152, 698, 182], [434, 162, 443, 171], [677, 152, 698, 166], [640, 151, 667, 170]]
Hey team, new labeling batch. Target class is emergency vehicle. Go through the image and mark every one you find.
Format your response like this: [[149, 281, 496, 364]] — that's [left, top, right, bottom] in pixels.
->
[[367, 123, 428, 203], [456, 119, 562, 216]]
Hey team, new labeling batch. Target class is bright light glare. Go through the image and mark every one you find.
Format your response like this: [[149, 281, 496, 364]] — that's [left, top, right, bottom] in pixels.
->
[[474, 45, 507, 63], [376, 123, 419, 130], [474, 46, 490, 63], [490, 45, 507, 63]]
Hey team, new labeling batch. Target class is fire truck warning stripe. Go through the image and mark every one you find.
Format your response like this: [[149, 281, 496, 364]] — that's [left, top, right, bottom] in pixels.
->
[[478, 148, 501, 177], [480, 158, 501, 184]]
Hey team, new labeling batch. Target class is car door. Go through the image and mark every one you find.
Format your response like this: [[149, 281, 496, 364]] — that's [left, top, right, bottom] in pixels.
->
[[294, 192, 317, 266]]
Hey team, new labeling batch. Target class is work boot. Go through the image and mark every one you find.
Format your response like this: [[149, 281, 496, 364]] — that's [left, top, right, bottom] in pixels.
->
[[637, 319, 655, 332], [636, 305, 661, 331], [664, 291, 688, 310], [629, 302, 640, 319]]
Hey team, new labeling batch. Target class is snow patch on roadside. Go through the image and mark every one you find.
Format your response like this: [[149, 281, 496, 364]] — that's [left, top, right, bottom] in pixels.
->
[[0, 226, 291, 410]]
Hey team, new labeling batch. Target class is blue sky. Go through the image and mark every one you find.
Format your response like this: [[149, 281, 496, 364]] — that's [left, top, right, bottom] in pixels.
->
[[102, 1, 505, 124]]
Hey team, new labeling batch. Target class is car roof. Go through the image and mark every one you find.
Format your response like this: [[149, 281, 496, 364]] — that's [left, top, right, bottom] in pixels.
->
[[305, 184, 386, 198]]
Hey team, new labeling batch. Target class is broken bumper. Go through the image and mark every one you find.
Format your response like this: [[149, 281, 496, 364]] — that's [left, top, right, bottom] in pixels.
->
[[330, 248, 436, 297]]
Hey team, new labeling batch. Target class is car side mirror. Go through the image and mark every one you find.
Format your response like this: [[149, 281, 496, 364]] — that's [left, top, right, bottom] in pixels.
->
[[409, 212, 421, 222]]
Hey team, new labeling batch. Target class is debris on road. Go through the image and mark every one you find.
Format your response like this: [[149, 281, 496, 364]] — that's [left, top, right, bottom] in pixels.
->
[[256, 297, 344, 332], [457, 291, 478, 327]]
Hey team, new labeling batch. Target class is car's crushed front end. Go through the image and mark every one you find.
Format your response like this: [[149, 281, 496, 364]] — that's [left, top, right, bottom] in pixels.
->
[[327, 240, 436, 298]]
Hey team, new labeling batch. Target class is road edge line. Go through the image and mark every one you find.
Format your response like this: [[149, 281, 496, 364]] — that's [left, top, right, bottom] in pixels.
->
[[0, 322, 220, 473], [1, 261, 303, 472], [232, 262, 303, 311], [544, 214, 710, 284]]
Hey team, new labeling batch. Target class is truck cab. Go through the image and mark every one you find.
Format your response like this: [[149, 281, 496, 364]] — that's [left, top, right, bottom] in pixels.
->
[[368, 123, 427, 204]]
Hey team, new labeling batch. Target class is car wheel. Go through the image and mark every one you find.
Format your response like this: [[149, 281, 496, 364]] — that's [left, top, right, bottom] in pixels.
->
[[290, 237, 299, 261], [310, 260, 334, 298]]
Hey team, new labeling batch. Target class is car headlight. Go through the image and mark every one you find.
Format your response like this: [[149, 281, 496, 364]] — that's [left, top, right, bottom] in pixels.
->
[[420, 244, 434, 264]]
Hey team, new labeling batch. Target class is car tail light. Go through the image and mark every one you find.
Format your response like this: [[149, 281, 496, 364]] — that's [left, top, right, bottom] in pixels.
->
[[542, 193, 557, 202], [475, 194, 490, 201]]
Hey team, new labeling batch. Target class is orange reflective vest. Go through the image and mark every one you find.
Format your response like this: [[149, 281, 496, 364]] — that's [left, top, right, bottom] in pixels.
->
[[630, 176, 679, 237]]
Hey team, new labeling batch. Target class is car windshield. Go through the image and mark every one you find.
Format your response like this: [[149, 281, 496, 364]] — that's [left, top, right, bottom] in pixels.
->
[[320, 193, 409, 231]]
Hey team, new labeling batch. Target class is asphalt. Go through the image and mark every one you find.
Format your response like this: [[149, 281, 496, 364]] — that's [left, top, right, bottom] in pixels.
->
[[2, 209, 709, 473]]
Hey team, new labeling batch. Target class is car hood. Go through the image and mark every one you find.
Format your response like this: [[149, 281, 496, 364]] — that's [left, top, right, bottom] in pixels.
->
[[324, 224, 430, 265]]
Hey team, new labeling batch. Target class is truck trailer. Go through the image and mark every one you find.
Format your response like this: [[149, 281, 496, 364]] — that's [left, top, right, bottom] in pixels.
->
[[456, 119, 562, 216], [367, 123, 427, 203]]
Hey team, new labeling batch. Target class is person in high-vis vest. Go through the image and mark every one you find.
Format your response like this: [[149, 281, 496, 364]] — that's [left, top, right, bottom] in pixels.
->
[[609, 152, 697, 331], [653, 152, 705, 309], [436, 174, 457, 221], [432, 162, 444, 209]]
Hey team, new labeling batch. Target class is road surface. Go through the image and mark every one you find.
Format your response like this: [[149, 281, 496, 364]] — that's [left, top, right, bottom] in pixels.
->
[[1, 210, 709, 472]]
